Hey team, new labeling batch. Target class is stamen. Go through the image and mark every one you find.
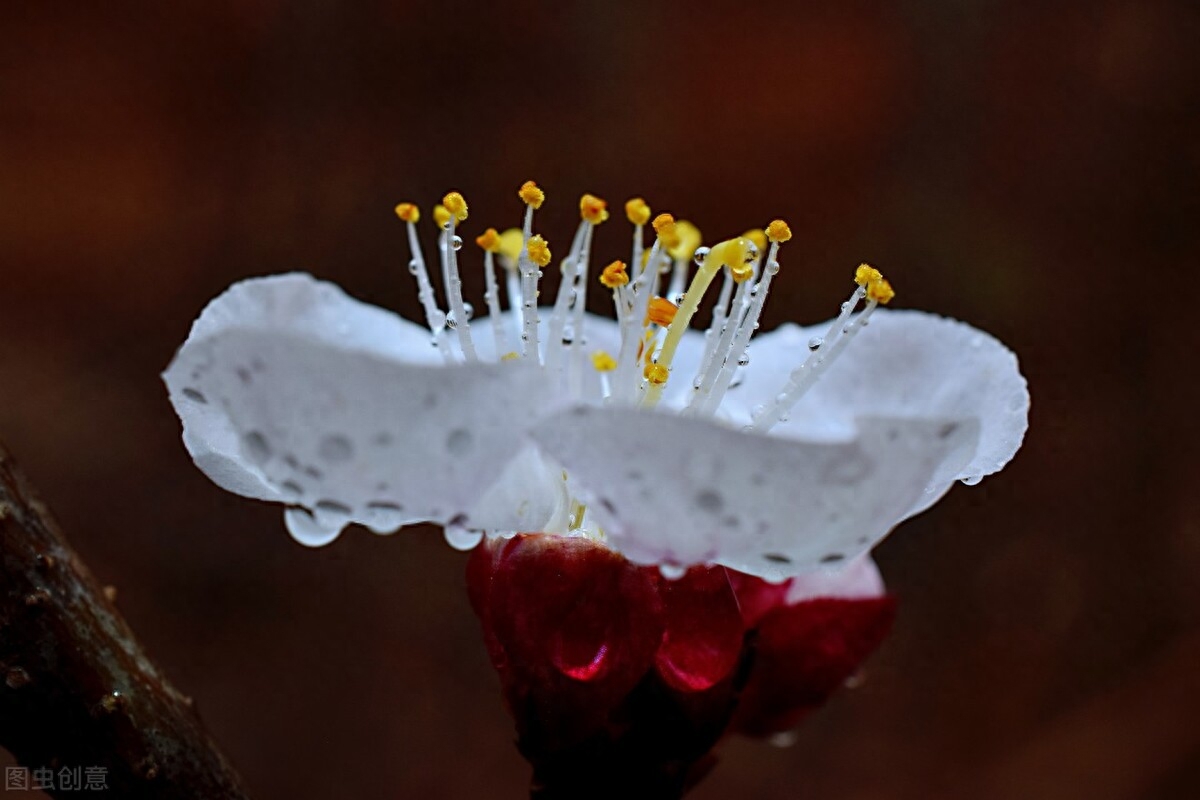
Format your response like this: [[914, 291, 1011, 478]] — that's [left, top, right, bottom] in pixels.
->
[[695, 221, 792, 414], [600, 260, 629, 289], [614, 213, 674, 401], [748, 266, 895, 433], [687, 261, 754, 412], [394, 202, 452, 363], [644, 362, 669, 385], [591, 350, 617, 371], [546, 219, 592, 375], [476, 228, 508, 356], [439, 191, 478, 362], [497, 228, 525, 349], [665, 220, 702, 302], [641, 236, 754, 408], [694, 264, 736, 384], [646, 296, 678, 327], [516, 181, 546, 360]]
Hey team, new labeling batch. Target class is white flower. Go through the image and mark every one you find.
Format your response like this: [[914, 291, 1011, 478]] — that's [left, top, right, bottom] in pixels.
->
[[163, 186, 1028, 581]]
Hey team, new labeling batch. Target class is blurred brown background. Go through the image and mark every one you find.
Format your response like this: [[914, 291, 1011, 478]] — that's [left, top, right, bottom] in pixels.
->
[[2, 1, 1198, 798]]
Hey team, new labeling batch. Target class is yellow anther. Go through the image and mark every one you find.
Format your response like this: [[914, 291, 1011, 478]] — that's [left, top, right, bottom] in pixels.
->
[[497, 228, 524, 264], [766, 219, 793, 243], [591, 350, 618, 372], [433, 204, 452, 228], [519, 180, 545, 209], [442, 192, 468, 222], [580, 193, 609, 225], [645, 297, 678, 327], [644, 363, 669, 385], [600, 260, 629, 288], [394, 202, 420, 223], [526, 235, 552, 267], [652, 213, 676, 235], [500, 351, 520, 361], [855, 263, 883, 286], [625, 197, 651, 226], [742, 228, 767, 253], [475, 228, 502, 252], [667, 220, 702, 261], [867, 277, 895, 305]]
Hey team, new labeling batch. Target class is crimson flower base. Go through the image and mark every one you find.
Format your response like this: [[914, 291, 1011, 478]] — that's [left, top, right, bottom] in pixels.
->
[[467, 534, 895, 799]]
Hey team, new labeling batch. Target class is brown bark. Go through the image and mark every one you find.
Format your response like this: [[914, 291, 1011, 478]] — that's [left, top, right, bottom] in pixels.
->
[[0, 443, 250, 798]]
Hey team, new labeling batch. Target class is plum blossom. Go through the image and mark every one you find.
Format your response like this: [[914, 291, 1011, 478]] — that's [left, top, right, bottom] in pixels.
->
[[163, 183, 1028, 583]]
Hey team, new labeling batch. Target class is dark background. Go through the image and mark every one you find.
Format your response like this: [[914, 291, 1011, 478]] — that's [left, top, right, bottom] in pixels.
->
[[2, 2, 1198, 798]]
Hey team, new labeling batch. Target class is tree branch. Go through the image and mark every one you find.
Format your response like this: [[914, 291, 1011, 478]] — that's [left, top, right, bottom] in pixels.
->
[[0, 442, 251, 798]]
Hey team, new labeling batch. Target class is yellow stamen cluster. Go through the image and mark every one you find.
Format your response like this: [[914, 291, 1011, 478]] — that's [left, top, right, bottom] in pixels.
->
[[475, 228, 501, 252], [667, 220, 702, 261], [645, 296, 678, 327], [867, 278, 895, 304], [643, 363, 669, 385], [442, 192, 468, 222], [600, 260, 629, 288], [394, 202, 420, 223], [854, 263, 894, 304], [855, 263, 883, 286], [591, 350, 618, 372], [519, 180, 545, 209], [433, 204, 452, 228], [526, 235, 552, 267], [766, 219, 793, 243], [625, 197, 651, 226], [580, 194, 609, 225]]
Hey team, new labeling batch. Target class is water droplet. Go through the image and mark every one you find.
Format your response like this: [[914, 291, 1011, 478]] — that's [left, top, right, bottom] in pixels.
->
[[445, 313, 458, 330], [362, 502, 407, 534], [743, 241, 759, 263], [462, 302, 474, 319], [441, 221, 452, 231], [692, 246, 711, 266], [658, 561, 686, 580], [737, 354, 750, 367], [443, 524, 483, 551], [767, 260, 780, 274], [674, 293, 686, 304], [284, 507, 343, 547], [407, 259, 420, 275], [451, 235, 463, 251], [808, 336, 824, 350], [960, 474, 983, 486]]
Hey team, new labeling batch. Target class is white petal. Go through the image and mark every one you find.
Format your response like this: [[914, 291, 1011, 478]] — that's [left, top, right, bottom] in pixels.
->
[[732, 309, 1029, 487], [785, 554, 885, 602], [531, 406, 979, 581], [163, 273, 564, 543]]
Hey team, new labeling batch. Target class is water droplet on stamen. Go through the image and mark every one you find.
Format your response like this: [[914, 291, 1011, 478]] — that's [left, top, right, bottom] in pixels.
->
[[407, 259, 420, 275], [808, 336, 824, 350], [692, 246, 711, 266], [743, 242, 759, 263], [451, 235, 463, 251], [737, 354, 750, 367], [462, 302, 474, 319]]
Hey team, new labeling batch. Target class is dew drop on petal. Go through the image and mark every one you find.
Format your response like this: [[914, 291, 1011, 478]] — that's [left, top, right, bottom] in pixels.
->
[[960, 474, 983, 486], [284, 507, 343, 547], [444, 524, 484, 551], [659, 561, 687, 580]]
